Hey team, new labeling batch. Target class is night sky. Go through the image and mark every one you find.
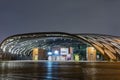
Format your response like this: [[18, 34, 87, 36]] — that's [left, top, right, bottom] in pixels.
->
[[0, 0, 120, 42]]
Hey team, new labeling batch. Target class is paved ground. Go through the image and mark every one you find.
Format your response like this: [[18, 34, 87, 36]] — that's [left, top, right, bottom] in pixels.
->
[[0, 61, 120, 80]]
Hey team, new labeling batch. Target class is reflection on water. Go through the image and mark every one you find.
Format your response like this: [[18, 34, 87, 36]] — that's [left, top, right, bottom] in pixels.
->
[[46, 62, 52, 79], [0, 61, 120, 80]]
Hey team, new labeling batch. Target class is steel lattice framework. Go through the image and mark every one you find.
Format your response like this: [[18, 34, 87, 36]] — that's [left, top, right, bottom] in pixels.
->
[[1, 32, 120, 61]]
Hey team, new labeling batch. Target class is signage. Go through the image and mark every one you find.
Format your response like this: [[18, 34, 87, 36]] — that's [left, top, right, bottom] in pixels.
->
[[60, 48, 68, 55]]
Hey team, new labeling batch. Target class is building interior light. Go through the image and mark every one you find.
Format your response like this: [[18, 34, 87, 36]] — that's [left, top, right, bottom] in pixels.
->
[[54, 50, 59, 55], [48, 52, 52, 55]]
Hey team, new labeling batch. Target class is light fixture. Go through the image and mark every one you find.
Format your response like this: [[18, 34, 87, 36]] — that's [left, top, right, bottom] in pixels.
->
[[54, 50, 59, 55], [48, 52, 52, 55]]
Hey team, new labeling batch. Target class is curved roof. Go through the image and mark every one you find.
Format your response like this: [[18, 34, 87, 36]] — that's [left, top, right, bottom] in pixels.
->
[[1, 32, 120, 61]]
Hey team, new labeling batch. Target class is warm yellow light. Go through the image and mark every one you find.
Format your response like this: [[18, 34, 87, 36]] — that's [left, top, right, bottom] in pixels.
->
[[87, 47, 96, 61], [34, 55, 38, 60], [33, 48, 39, 55], [74, 54, 79, 61], [87, 47, 96, 54], [32, 48, 39, 60]]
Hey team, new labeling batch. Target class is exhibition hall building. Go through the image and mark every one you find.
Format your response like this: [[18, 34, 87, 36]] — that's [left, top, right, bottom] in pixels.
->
[[0, 32, 120, 61]]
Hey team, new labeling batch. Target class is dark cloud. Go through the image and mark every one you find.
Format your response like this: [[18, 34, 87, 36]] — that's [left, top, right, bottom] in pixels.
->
[[0, 0, 120, 42]]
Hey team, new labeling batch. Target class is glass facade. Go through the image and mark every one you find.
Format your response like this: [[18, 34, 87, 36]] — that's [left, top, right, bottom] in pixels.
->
[[0, 32, 119, 61]]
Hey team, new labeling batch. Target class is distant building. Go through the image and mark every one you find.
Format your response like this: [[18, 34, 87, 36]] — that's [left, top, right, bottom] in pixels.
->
[[0, 32, 120, 61]]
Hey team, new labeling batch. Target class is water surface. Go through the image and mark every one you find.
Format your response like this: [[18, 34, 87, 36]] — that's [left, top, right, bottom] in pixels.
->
[[0, 61, 120, 80]]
